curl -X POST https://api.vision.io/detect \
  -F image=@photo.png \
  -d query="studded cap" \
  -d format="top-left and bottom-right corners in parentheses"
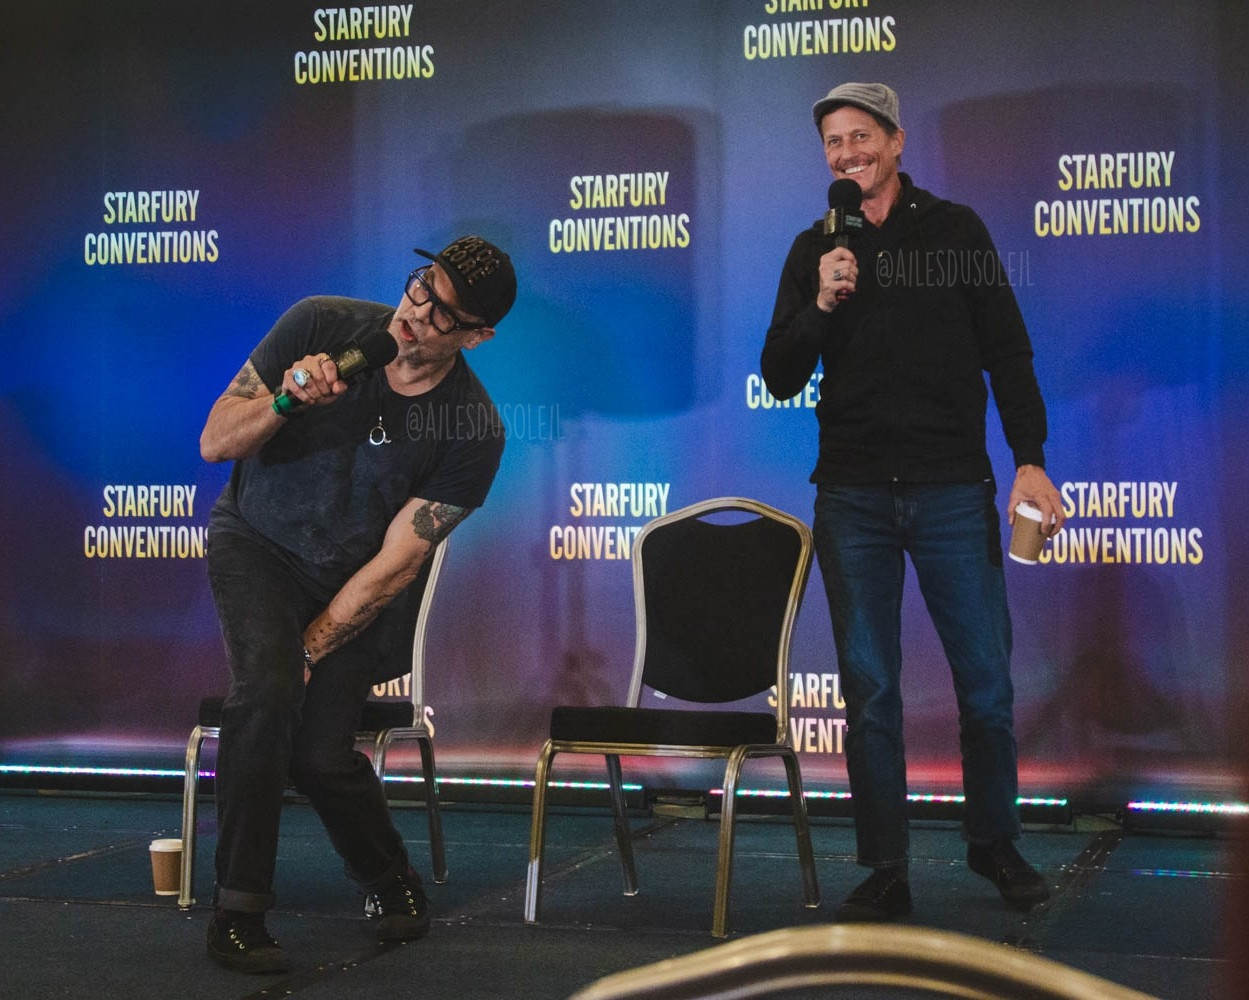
top-left (413, 234), bottom-right (517, 326)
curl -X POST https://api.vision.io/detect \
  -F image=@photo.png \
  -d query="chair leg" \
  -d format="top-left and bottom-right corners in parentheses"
top-left (179, 726), bottom-right (209, 909)
top-left (374, 729), bottom-right (448, 884)
top-left (415, 733), bottom-right (448, 883)
top-left (712, 746), bottom-right (750, 938)
top-left (371, 730), bottom-right (391, 780)
top-left (605, 754), bottom-right (638, 897)
top-left (781, 749), bottom-right (820, 908)
top-left (523, 740), bottom-right (557, 923)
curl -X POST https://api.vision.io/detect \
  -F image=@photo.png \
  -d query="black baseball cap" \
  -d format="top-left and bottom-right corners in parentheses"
top-left (413, 235), bottom-right (517, 326)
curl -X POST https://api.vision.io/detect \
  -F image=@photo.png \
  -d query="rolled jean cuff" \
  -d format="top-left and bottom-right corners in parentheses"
top-left (214, 886), bottom-right (277, 913)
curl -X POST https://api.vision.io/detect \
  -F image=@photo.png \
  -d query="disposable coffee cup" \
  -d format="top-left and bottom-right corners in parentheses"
top-left (1009, 502), bottom-right (1047, 564)
top-left (149, 838), bottom-right (182, 896)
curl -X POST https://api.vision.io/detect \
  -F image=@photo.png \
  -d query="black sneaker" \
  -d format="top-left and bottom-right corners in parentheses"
top-left (364, 867), bottom-right (431, 942)
top-left (835, 866), bottom-right (912, 922)
top-left (967, 838), bottom-right (1051, 909)
top-left (206, 908), bottom-right (289, 974)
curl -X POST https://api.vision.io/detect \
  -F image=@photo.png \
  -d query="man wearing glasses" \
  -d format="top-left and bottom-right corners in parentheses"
top-left (199, 235), bottom-right (516, 973)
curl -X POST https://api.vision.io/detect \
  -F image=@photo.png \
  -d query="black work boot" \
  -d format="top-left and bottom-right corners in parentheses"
top-left (835, 865), bottom-right (913, 922)
top-left (206, 908), bottom-right (289, 974)
top-left (967, 838), bottom-right (1051, 909)
top-left (364, 867), bottom-right (431, 942)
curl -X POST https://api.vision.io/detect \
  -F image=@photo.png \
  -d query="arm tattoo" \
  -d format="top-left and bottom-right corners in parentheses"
top-left (224, 360), bottom-right (265, 400)
top-left (307, 614), bottom-right (362, 657)
top-left (410, 501), bottom-right (470, 544)
top-left (305, 504), bottom-right (471, 662)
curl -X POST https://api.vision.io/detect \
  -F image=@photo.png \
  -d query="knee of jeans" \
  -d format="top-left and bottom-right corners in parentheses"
top-left (957, 688), bottom-right (1015, 735)
top-left (846, 693), bottom-right (904, 739)
top-left (222, 673), bottom-right (302, 731)
top-left (288, 751), bottom-right (330, 798)
top-left (288, 739), bottom-right (361, 795)
top-left (843, 672), bottom-right (902, 723)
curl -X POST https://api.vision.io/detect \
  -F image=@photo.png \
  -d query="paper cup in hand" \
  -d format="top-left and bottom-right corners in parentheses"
top-left (149, 838), bottom-right (182, 896)
top-left (1009, 502), bottom-right (1047, 564)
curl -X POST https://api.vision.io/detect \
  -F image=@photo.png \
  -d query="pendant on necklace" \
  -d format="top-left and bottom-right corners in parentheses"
top-left (368, 414), bottom-right (391, 446)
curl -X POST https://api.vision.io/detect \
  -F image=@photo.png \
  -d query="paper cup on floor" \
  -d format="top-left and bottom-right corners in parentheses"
top-left (1009, 502), bottom-right (1047, 564)
top-left (149, 838), bottom-right (182, 896)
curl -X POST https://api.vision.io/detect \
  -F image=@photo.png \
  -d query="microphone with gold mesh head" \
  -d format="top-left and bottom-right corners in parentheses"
top-left (271, 331), bottom-right (398, 415)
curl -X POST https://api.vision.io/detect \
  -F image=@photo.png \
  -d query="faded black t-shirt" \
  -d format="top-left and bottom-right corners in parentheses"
top-left (208, 296), bottom-right (503, 591)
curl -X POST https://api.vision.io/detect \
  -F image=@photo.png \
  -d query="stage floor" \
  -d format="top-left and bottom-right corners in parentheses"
top-left (0, 789), bottom-right (1241, 999)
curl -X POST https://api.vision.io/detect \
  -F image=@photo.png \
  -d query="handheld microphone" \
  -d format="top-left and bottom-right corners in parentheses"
top-left (271, 330), bottom-right (399, 416)
top-left (823, 179), bottom-right (864, 247)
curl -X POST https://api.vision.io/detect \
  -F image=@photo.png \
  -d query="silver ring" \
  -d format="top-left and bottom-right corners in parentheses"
top-left (292, 367), bottom-right (311, 388)
top-left (833, 269), bottom-right (843, 281)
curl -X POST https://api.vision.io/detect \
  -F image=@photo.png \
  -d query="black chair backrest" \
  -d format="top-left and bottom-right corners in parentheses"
top-left (639, 513), bottom-right (802, 704)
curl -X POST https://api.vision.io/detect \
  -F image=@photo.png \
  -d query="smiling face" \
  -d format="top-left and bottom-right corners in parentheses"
top-left (819, 104), bottom-right (905, 213)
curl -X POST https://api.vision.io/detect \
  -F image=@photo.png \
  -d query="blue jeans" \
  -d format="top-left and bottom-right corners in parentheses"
top-left (206, 527), bottom-right (412, 912)
top-left (812, 483), bottom-right (1020, 868)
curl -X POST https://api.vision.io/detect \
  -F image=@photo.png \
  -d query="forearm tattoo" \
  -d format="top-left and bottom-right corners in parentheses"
top-left (307, 613), bottom-right (363, 658)
top-left (224, 361), bottom-right (265, 399)
top-left (304, 503), bottom-right (471, 664)
top-left (411, 501), bottom-right (470, 544)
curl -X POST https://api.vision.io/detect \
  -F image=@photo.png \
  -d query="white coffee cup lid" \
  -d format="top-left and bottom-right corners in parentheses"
top-left (1014, 501), bottom-right (1043, 522)
top-left (150, 838), bottom-right (182, 851)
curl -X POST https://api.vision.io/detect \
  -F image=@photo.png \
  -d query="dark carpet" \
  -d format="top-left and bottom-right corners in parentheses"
top-left (0, 789), bottom-right (1240, 999)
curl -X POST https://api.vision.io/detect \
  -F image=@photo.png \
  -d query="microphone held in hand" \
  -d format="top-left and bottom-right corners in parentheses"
top-left (271, 331), bottom-right (398, 415)
top-left (824, 179), bottom-right (865, 247)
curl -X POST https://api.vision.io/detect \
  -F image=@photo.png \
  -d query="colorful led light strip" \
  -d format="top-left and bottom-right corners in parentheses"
top-left (0, 764), bottom-right (185, 779)
top-left (1127, 800), bottom-right (1249, 816)
top-left (710, 788), bottom-right (1071, 808)
top-left (386, 775), bottom-right (645, 793)
top-left (0, 765), bottom-right (643, 794)
top-left (2, 766), bottom-right (1242, 816)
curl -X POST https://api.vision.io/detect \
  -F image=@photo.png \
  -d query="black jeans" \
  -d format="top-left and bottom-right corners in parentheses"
top-left (206, 528), bottom-right (410, 913)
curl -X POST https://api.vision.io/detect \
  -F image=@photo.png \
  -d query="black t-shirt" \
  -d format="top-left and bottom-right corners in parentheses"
top-left (209, 296), bottom-right (503, 590)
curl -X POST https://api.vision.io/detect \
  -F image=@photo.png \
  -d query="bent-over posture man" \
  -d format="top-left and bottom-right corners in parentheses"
top-left (200, 235), bottom-right (516, 971)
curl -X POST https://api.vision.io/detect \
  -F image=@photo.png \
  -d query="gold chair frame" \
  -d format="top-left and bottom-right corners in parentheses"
top-left (524, 497), bottom-right (820, 937)
top-left (567, 923), bottom-right (1161, 1000)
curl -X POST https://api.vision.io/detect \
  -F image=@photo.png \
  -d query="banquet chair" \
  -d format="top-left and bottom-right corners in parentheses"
top-left (524, 497), bottom-right (820, 938)
top-left (566, 924), bottom-right (1161, 1000)
top-left (178, 540), bottom-right (449, 909)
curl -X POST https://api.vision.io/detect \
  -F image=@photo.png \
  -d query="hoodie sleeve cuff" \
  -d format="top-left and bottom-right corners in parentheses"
top-left (1012, 447), bottom-right (1046, 471)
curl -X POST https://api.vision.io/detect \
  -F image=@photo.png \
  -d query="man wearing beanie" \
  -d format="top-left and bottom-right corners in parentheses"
top-left (199, 235), bottom-right (516, 971)
top-left (762, 84), bottom-right (1065, 921)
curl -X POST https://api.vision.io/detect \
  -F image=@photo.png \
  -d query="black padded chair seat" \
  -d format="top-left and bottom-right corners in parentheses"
top-left (551, 706), bottom-right (777, 748)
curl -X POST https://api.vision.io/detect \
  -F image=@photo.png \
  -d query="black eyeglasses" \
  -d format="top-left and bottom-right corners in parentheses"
top-left (404, 265), bottom-right (488, 336)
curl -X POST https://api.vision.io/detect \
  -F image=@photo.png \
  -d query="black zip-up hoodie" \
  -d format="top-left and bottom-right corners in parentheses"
top-left (761, 174), bottom-right (1047, 486)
